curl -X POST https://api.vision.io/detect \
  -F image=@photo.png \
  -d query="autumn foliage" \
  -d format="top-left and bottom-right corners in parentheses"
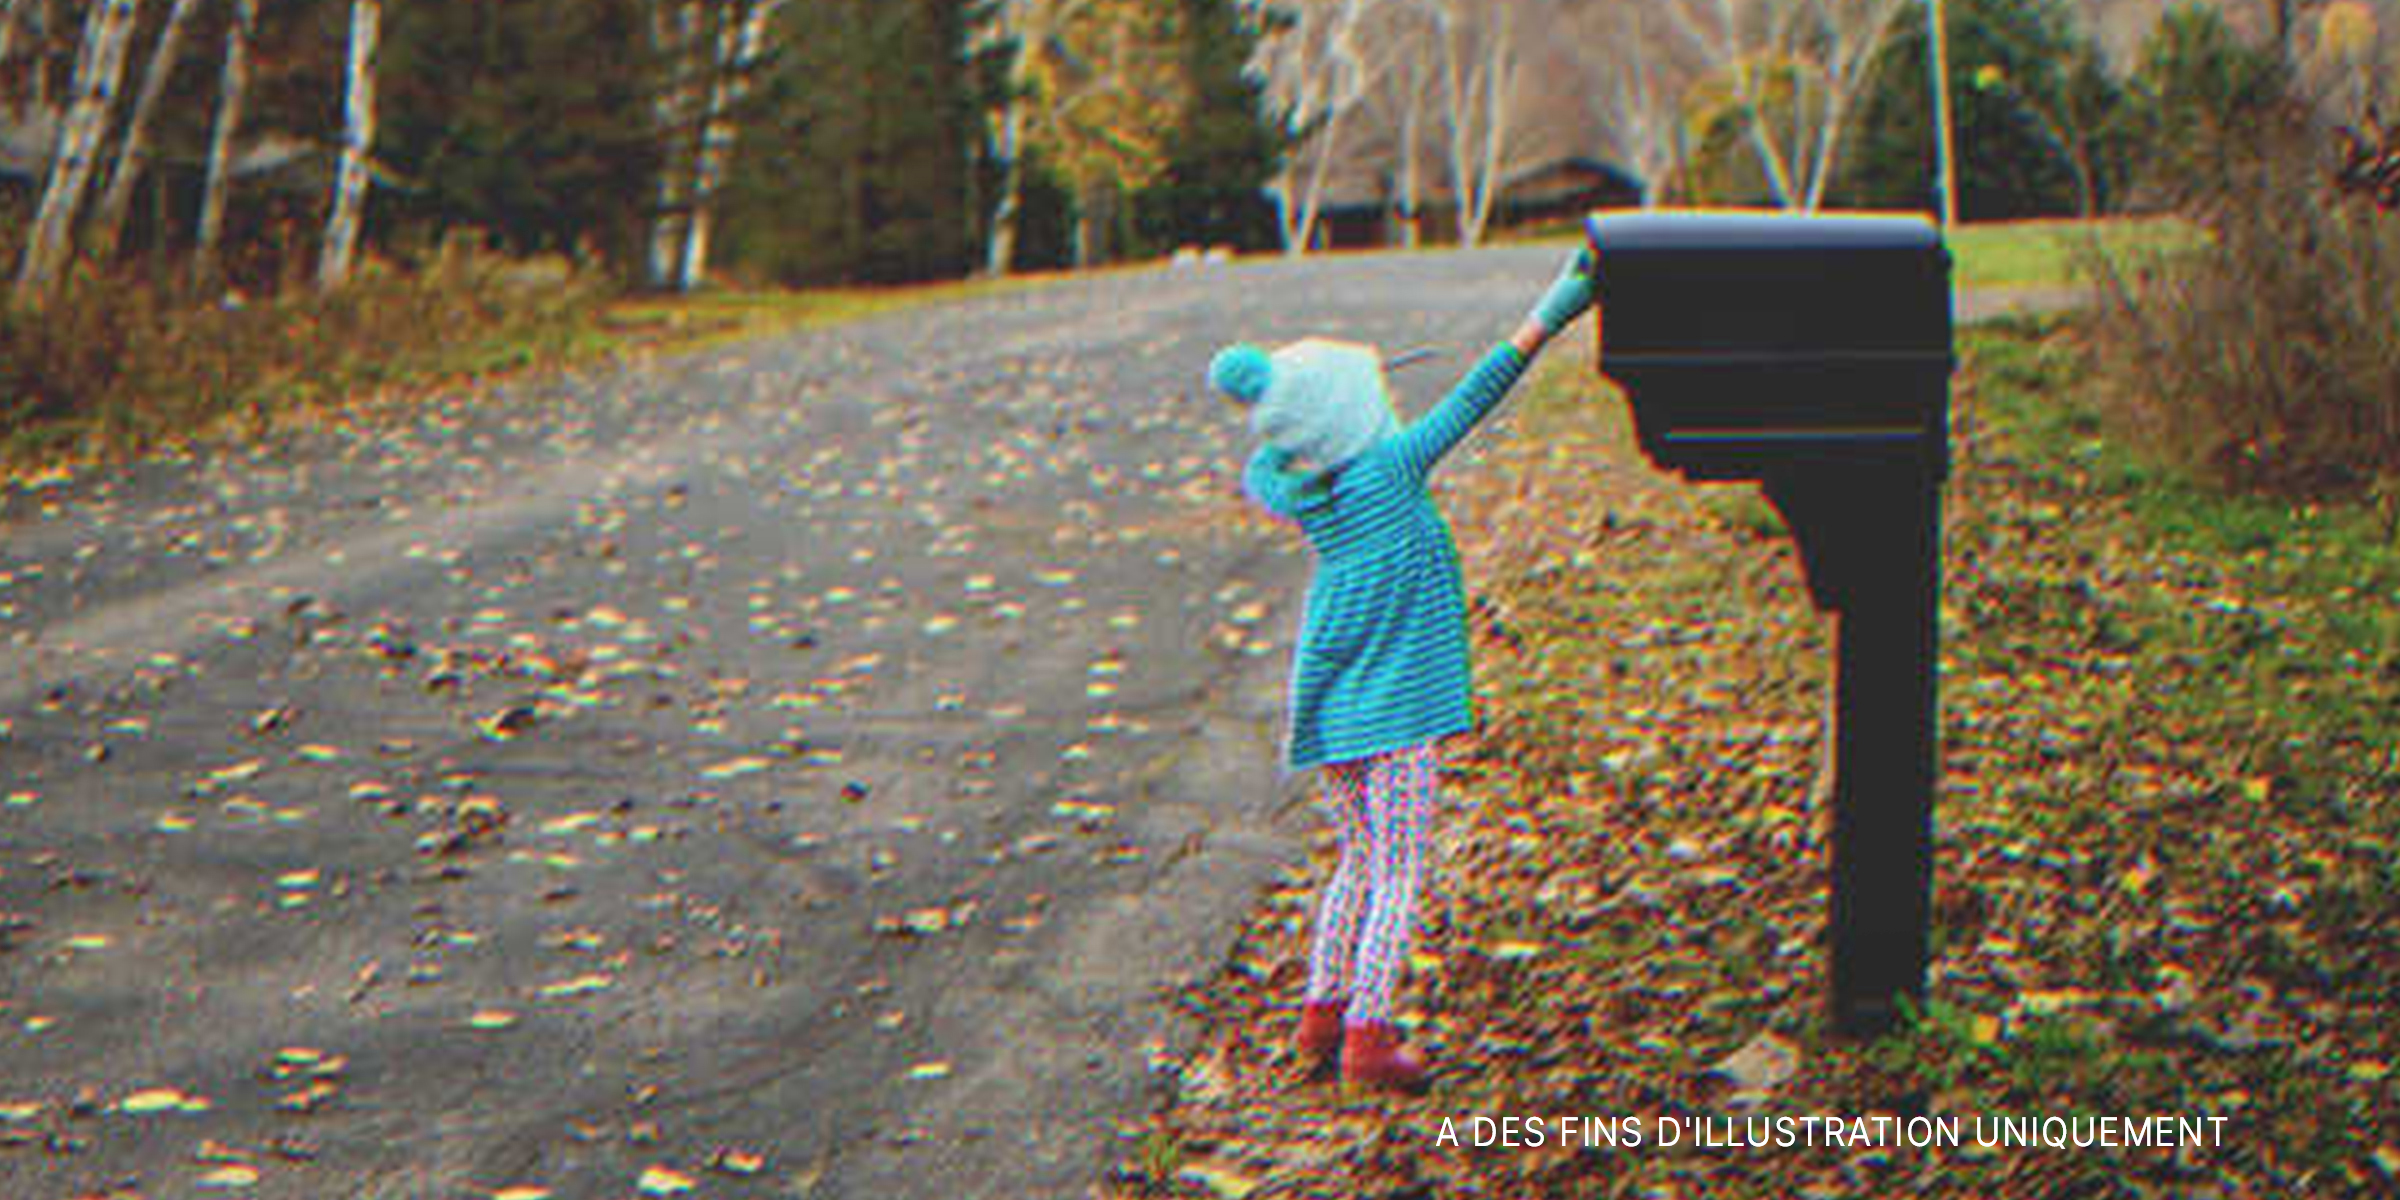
top-left (1109, 329), bottom-right (2399, 1199)
top-left (0, 242), bottom-right (600, 468)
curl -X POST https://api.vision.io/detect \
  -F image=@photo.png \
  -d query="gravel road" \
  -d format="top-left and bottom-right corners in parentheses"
top-left (0, 244), bottom-right (1596, 1199)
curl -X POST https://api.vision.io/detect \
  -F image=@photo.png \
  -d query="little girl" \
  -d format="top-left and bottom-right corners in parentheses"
top-left (1207, 247), bottom-right (1595, 1091)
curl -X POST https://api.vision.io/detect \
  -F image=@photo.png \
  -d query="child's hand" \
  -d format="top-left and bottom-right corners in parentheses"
top-left (1527, 245), bottom-right (1597, 338)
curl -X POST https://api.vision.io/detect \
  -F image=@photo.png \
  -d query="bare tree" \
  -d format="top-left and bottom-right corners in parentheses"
top-left (89, 0), bottom-right (205, 260)
top-left (1430, 0), bottom-right (1523, 246)
top-left (1247, 0), bottom-right (1383, 255)
top-left (15, 0), bottom-right (144, 304)
top-left (676, 0), bottom-right (779, 290)
top-left (1355, 0), bottom-right (1441, 244)
top-left (1672, 0), bottom-right (1910, 211)
top-left (318, 0), bottom-right (380, 288)
top-left (1571, 0), bottom-right (1695, 207)
top-left (641, 0), bottom-right (779, 292)
top-left (194, 0), bottom-right (254, 282)
top-left (647, 0), bottom-right (704, 289)
top-left (978, 0), bottom-right (1029, 275)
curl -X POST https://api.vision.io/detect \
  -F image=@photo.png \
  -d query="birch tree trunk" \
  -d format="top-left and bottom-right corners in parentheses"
top-left (983, 0), bottom-right (1085, 278)
top-left (673, 0), bottom-right (742, 291)
top-left (1356, 0), bottom-right (1438, 247)
top-left (1254, 0), bottom-right (1376, 256)
top-left (1796, 0), bottom-right (1906, 212)
top-left (0, 0), bottom-right (27, 74)
top-left (195, 0), bottom-right (255, 282)
top-left (318, 0), bottom-right (380, 289)
top-left (1434, 0), bottom-right (1515, 248)
top-left (982, 3), bottom-right (1045, 279)
top-left (983, 89), bottom-right (1027, 275)
top-left (1286, 98), bottom-right (1347, 253)
top-left (29, 0), bottom-right (56, 109)
top-left (675, 0), bottom-right (778, 292)
top-left (647, 0), bottom-right (702, 290)
top-left (1674, 0), bottom-right (1794, 206)
top-left (1672, 0), bottom-right (1903, 212)
top-left (1463, 1), bottom-right (1510, 244)
top-left (90, 0), bottom-right (205, 261)
top-left (14, 0), bottom-right (144, 305)
top-left (1584, 2), bottom-right (1690, 208)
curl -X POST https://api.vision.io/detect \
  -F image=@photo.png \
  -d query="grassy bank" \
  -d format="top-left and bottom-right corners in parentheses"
top-left (0, 257), bottom-right (1022, 486)
top-left (1111, 320), bottom-right (2397, 1199)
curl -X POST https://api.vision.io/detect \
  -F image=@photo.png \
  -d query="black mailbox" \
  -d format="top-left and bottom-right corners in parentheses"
top-left (1586, 209), bottom-right (1954, 1037)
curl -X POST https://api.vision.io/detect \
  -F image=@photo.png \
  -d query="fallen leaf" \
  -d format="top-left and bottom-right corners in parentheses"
top-left (120, 1087), bottom-right (209, 1115)
top-left (479, 706), bottom-right (540, 741)
top-left (1177, 1162), bottom-right (1260, 1199)
top-left (708, 1147), bottom-right (766, 1176)
top-left (1709, 1031), bottom-right (1799, 1095)
top-left (636, 1165), bottom-right (695, 1195)
top-left (537, 973), bottom-right (613, 999)
top-left (196, 1164), bottom-right (260, 1189)
top-left (701, 756), bottom-right (770, 781)
top-left (277, 1081), bottom-right (338, 1113)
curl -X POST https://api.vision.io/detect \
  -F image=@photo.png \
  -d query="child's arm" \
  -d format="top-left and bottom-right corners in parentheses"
top-left (1387, 248), bottom-right (1595, 483)
top-left (1384, 343), bottom-right (1532, 483)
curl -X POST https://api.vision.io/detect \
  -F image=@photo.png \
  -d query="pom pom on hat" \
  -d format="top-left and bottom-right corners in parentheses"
top-left (1209, 342), bottom-right (1273, 405)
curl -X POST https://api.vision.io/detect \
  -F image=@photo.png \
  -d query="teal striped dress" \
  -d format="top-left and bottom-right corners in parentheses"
top-left (1244, 343), bottom-right (1530, 771)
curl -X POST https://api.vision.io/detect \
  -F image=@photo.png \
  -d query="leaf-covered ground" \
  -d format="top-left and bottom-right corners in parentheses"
top-left (1106, 321), bottom-right (2400, 1199)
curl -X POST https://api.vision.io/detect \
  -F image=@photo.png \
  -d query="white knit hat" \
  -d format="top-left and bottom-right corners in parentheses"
top-left (1235, 338), bottom-right (1398, 470)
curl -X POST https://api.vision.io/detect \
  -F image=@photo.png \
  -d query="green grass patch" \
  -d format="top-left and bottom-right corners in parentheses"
top-left (1963, 321), bottom-right (2400, 785)
top-left (1505, 212), bottom-right (2200, 292)
top-left (1946, 216), bottom-right (2203, 290)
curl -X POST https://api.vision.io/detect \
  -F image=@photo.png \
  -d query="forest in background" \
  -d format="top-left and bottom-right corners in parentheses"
top-left (4, 0), bottom-right (2398, 478)
top-left (4, 0), bottom-right (2392, 296)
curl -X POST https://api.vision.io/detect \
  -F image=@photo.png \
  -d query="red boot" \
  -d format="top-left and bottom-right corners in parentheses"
top-left (1297, 999), bottom-right (1346, 1062)
top-left (1341, 1020), bottom-right (1427, 1093)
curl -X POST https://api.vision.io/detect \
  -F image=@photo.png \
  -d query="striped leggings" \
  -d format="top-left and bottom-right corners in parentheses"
top-left (1304, 743), bottom-right (1437, 1024)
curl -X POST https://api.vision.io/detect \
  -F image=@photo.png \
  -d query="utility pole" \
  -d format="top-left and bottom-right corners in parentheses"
top-left (1927, 0), bottom-right (1957, 229)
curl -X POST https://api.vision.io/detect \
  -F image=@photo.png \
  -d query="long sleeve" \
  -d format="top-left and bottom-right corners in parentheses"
top-left (1385, 342), bottom-right (1530, 484)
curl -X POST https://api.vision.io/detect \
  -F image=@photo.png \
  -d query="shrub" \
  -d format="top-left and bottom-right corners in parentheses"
top-left (2085, 115), bottom-right (2400, 497)
top-left (0, 237), bottom-right (603, 467)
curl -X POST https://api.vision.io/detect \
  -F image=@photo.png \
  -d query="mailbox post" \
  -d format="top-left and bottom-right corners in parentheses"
top-left (1585, 210), bottom-right (1952, 1037)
